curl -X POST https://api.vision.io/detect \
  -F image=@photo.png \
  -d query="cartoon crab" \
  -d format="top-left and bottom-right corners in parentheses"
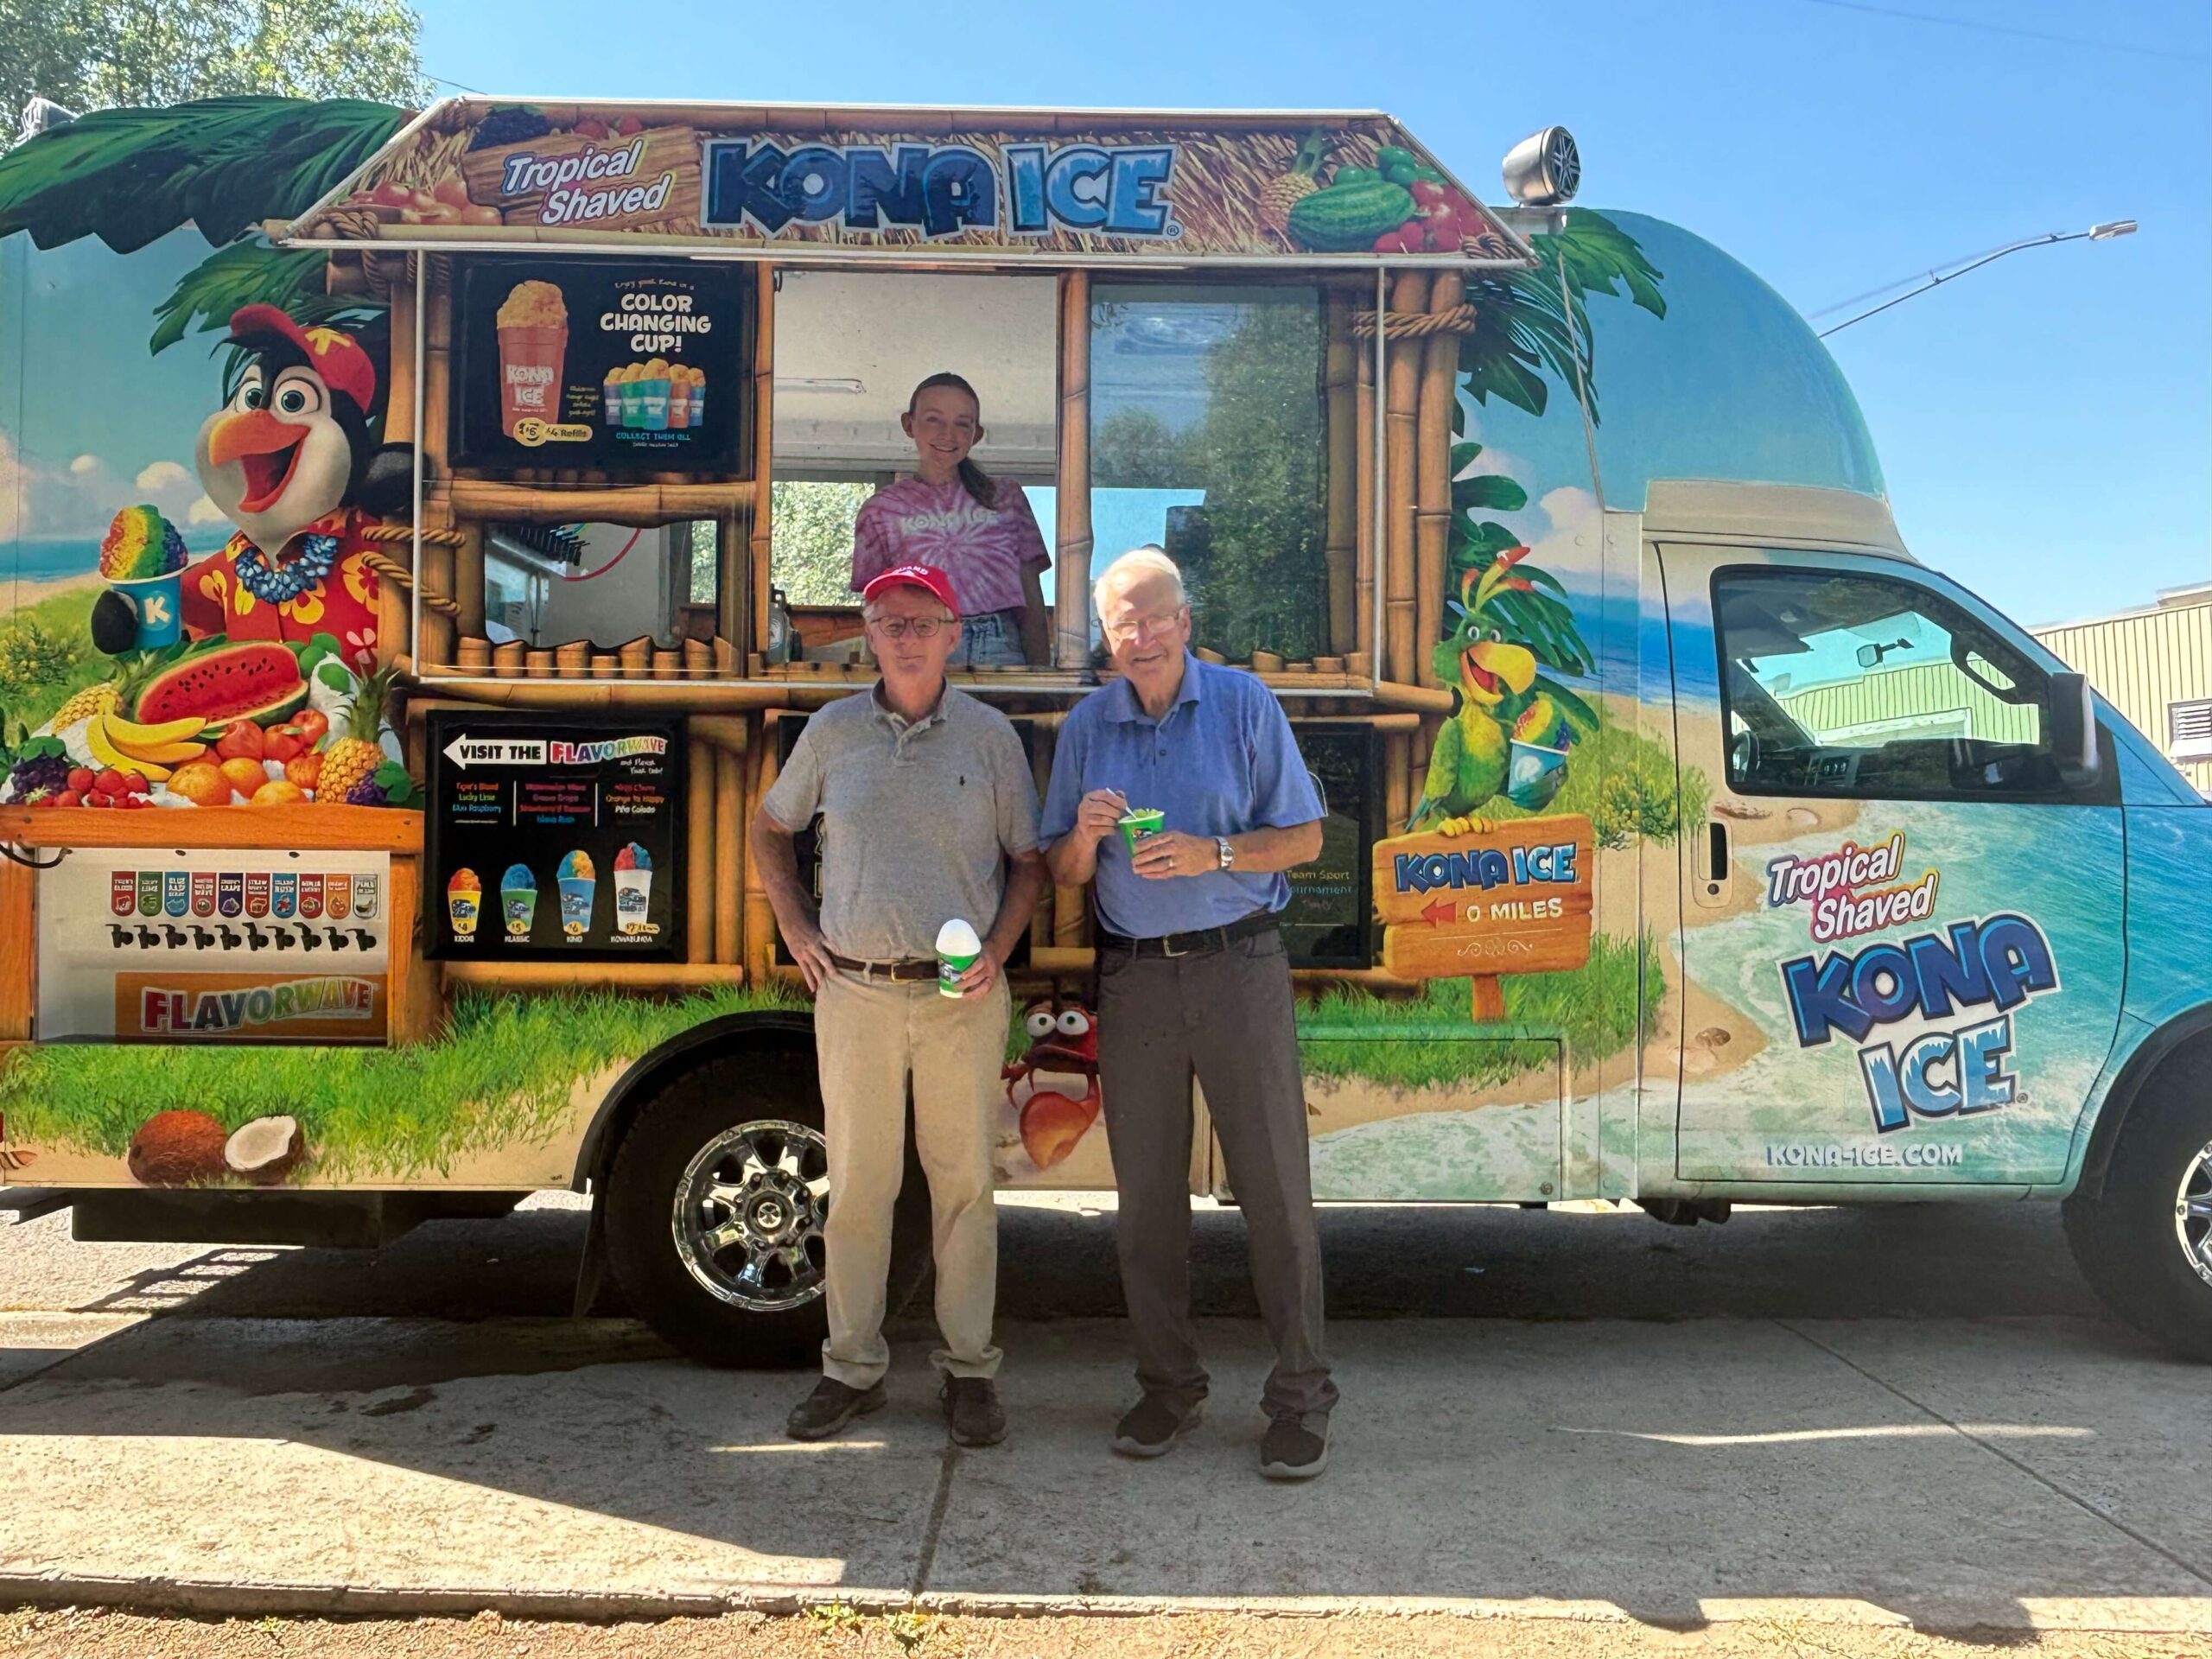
top-left (1003, 996), bottom-right (1102, 1171)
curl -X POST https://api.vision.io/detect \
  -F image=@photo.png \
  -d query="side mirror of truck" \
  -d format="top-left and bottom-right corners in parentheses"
top-left (2047, 671), bottom-right (2101, 789)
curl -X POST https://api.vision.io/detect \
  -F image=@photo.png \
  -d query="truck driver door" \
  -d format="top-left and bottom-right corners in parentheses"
top-left (1661, 544), bottom-right (2123, 1186)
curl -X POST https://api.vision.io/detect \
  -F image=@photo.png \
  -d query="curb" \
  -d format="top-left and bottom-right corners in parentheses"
top-left (3, 1575), bottom-right (2210, 1634)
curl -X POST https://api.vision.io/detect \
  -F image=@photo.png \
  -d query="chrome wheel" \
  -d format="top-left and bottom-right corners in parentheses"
top-left (2177, 1138), bottom-right (2212, 1288)
top-left (672, 1119), bottom-right (830, 1312)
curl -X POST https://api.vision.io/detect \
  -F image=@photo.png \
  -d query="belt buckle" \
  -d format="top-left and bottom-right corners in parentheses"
top-left (1160, 933), bottom-right (1187, 959)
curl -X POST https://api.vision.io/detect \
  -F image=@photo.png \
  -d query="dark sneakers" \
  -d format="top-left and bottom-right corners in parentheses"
top-left (785, 1376), bottom-right (887, 1441)
top-left (1259, 1411), bottom-right (1331, 1480)
top-left (941, 1376), bottom-right (1007, 1446)
top-left (1109, 1394), bottom-right (1205, 1458)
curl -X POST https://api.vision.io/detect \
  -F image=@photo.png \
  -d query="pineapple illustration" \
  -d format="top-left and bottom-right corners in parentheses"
top-left (318, 663), bottom-right (399, 804)
top-left (1259, 128), bottom-right (1333, 240)
top-left (52, 652), bottom-right (156, 728)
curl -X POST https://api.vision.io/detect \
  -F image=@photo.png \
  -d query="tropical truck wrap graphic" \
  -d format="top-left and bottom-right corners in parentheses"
top-left (0, 95), bottom-right (2205, 1366)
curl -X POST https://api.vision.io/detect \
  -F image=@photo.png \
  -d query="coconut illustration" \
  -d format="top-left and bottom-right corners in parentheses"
top-left (125, 1109), bottom-right (230, 1186)
top-left (223, 1116), bottom-right (306, 1185)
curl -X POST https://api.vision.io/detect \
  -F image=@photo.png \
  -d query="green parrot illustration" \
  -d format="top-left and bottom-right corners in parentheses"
top-left (1408, 548), bottom-right (1591, 836)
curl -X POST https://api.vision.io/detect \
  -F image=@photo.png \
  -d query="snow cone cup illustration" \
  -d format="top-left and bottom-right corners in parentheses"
top-left (639, 358), bottom-right (671, 430)
top-left (99, 505), bottom-right (188, 649)
top-left (500, 862), bottom-right (537, 939)
top-left (666, 365), bottom-right (691, 429)
top-left (1505, 696), bottom-right (1573, 810)
top-left (1505, 741), bottom-right (1570, 810)
top-left (446, 868), bottom-right (481, 942)
top-left (613, 842), bottom-right (652, 934)
top-left (495, 280), bottom-right (568, 438)
top-left (937, 917), bottom-right (982, 999)
top-left (1116, 807), bottom-right (1165, 855)
top-left (558, 849), bottom-right (595, 939)
top-left (688, 371), bottom-right (705, 426)
top-left (601, 367), bottom-right (622, 425)
top-left (619, 366), bottom-right (645, 428)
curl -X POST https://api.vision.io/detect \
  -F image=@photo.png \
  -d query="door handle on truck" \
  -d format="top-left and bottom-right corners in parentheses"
top-left (1694, 820), bottom-right (1731, 909)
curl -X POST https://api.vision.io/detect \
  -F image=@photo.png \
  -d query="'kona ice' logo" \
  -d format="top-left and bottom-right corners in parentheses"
top-left (1779, 912), bottom-right (2060, 1135)
top-left (703, 140), bottom-right (1177, 240)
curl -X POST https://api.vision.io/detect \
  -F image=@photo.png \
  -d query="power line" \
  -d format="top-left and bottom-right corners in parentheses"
top-left (1792, 0), bottom-right (2209, 62)
top-left (424, 71), bottom-right (487, 96)
top-left (1807, 237), bottom-right (2025, 319)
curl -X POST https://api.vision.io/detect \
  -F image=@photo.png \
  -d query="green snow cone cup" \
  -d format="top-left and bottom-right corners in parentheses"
top-left (1116, 808), bottom-right (1165, 855)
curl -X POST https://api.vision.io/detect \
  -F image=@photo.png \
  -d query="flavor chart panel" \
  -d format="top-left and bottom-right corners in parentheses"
top-left (425, 711), bottom-right (685, 962)
top-left (36, 849), bottom-right (392, 1044)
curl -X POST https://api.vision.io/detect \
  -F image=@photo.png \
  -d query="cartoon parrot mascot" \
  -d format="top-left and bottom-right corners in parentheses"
top-left (158, 305), bottom-right (411, 669)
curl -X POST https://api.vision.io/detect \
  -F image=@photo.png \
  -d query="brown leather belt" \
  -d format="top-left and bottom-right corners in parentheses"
top-left (1096, 911), bottom-right (1279, 960)
top-left (826, 951), bottom-right (940, 982)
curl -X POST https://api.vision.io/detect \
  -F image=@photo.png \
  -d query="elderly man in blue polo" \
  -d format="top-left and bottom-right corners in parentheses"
top-left (1041, 545), bottom-right (1336, 1481)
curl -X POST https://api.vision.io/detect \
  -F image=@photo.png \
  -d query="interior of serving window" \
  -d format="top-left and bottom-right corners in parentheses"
top-left (754, 264), bottom-right (1376, 683)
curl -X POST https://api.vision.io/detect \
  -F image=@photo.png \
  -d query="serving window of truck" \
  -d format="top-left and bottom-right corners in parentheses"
top-left (3, 97), bottom-right (2208, 1371)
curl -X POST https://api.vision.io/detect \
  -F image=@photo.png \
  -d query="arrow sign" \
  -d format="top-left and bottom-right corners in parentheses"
top-left (1421, 899), bottom-right (1455, 927)
top-left (442, 735), bottom-right (548, 771)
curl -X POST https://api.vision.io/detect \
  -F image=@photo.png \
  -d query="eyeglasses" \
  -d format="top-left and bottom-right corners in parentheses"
top-left (868, 615), bottom-right (950, 639)
top-left (1101, 607), bottom-right (1187, 645)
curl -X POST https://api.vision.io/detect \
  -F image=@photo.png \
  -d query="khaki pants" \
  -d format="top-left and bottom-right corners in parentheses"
top-left (814, 966), bottom-right (1008, 1387)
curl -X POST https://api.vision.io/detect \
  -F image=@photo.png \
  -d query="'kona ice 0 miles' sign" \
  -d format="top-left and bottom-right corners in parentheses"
top-left (1370, 815), bottom-right (1595, 1020)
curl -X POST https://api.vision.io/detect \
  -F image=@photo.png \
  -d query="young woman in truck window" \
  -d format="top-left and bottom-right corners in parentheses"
top-left (849, 372), bottom-right (1051, 667)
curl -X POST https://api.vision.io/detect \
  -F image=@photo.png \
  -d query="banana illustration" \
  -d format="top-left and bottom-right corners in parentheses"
top-left (86, 713), bottom-right (174, 782)
top-left (103, 714), bottom-right (207, 747)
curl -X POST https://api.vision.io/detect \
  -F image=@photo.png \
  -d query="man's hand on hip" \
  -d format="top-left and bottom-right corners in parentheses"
top-left (1133, 830), bottom-right (1218, 880)
top-left (783, 915), bottom-right (836, 993)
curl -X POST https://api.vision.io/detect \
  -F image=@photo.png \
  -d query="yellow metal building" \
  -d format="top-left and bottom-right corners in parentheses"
top-left (2033, 582), bottom-right (2212, 797)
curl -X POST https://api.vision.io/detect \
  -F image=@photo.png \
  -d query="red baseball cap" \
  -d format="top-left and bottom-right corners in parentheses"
top-left (861, 563), bottom-right (960, 616)
top-left (226, 303), bottom-right (378, 414)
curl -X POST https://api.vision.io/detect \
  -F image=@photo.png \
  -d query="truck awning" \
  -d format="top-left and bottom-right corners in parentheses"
top-left (281, 98), bottom-right (1535, 270)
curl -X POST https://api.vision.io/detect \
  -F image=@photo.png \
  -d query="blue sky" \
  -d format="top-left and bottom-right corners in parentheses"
top-left (416, 0), bottom-right (2210, 628)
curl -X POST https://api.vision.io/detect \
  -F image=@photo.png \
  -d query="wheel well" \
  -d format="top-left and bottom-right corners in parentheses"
top-left (2075, 1010), bottom-right (2212, 1198)
top-left (569, 1010), bottom-right (819, 1193)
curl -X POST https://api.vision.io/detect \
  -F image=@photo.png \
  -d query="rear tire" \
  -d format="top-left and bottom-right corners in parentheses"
top-left (2063, 1064), bottom-right (2212, 1362)
top-left (603, 1048), bottom-right (931, 1368)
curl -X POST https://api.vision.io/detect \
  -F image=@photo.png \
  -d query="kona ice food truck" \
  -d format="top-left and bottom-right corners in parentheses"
top-left (0, 96), bottom-right (2205, 1366)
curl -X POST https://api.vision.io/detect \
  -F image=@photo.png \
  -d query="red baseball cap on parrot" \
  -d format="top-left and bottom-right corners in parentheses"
top-left (861, 563), bottom-right (961, 616)
top-left (226, 303), bottom-right (378, 415)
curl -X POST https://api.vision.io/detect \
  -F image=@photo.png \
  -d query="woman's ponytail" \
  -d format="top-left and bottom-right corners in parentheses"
top-left (908, 372), bottom-right (997, 511)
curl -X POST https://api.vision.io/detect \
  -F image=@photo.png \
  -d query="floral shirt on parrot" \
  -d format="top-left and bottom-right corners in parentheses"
top-left (181, 505), bottom-right (383, 670)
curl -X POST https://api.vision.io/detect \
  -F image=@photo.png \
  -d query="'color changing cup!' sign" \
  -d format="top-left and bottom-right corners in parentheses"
top-left (496, 280), bottom-right (568, 437)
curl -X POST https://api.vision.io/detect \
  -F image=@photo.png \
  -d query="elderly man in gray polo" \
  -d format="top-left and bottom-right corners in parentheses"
top-left (752, 562), bottom-right (1045, 1449)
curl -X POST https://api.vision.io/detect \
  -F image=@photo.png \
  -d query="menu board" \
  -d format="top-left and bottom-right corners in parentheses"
top-left (450, 255), bottom-right (747, 474)
top-left (1281, 723), bottom-right (1377, 969)
top-left (425, 711), bottom-right (685, 962)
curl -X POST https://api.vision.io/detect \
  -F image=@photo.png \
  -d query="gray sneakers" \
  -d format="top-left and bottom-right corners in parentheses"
top-left (941, 1376), bottom-right (1007, 1446)
top-left (1109, 1394), bottom-right (1205, 1458)
top-left (1259, 1411), bottom-right (1331, 1480)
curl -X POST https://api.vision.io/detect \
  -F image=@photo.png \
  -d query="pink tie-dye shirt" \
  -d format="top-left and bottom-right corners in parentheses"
top-left (850, 475), bottom-right (1049, 617)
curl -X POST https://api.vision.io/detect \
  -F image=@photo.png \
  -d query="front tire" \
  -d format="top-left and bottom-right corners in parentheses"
top-left (603, 1049), bottom-right (931, 1368)
top-left (2063, 1065), bottom-right (2212, 1362)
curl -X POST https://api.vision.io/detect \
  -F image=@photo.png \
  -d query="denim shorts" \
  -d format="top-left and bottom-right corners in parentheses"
top-left (949, 608), bottom-right (1028, 667)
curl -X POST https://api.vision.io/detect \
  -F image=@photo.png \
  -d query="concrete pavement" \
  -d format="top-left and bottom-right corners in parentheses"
top-left (0, 1197), bottom-right (2205, 1633)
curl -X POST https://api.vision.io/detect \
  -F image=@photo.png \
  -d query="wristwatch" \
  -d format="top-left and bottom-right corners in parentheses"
top-left (1215, 835), bottom-right (1235, 871)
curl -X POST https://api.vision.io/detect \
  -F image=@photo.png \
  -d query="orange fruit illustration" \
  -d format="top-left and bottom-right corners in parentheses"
top-left (166, 760), bottom-right (232, 808)
top-left (250, 779), bottom-right (307, 807)
top-left (219, 757), bottom-right (270, 799)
